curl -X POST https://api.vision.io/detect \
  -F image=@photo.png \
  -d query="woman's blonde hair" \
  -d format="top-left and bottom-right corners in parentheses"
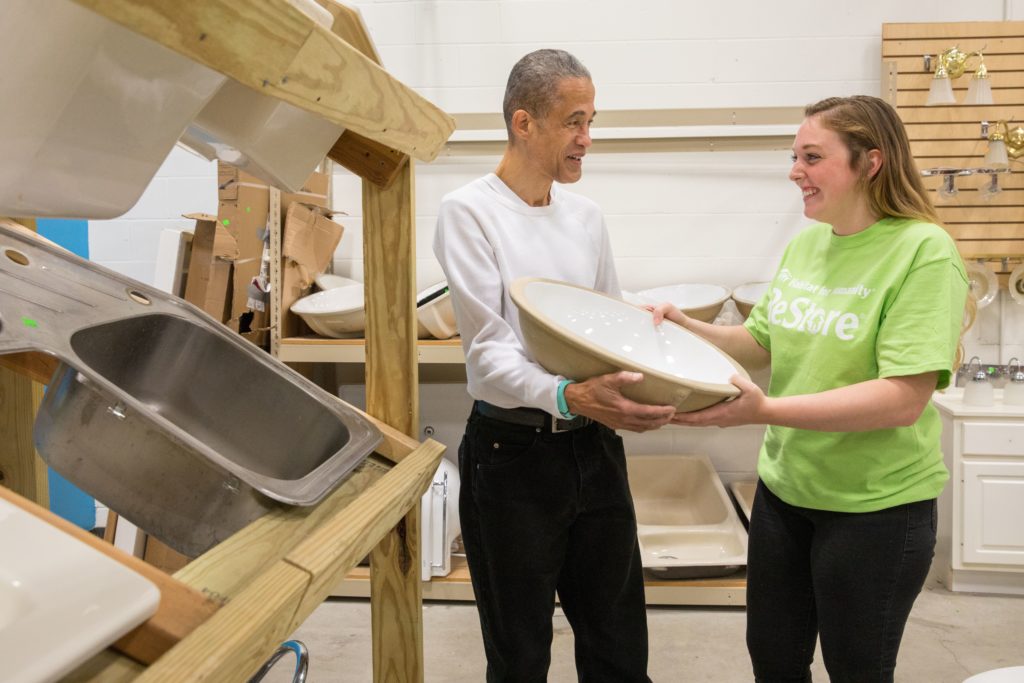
top-left (806, 95), bottom-right (974, 367)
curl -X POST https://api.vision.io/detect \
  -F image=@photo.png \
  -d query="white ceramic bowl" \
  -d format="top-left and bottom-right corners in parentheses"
top-left (511, 278), bottom-right (748, 412)
top-left (177, 0), bottom-right (343, 191)
top-left (416, 282), bottom-right (458, 340)
top-left (731, 281), bottom-right (771, 319)
top-left (290, 283), bottom-right (365, 337)
top-left (637, 283), bottom-right (731, 322)
top-left (314, 273), bottom-right (361, 291)
top-left (0, 0), bottom-right (226, 218)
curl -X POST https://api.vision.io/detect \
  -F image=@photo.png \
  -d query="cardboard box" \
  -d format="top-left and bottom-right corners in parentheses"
top-left (182, 213), bottom-right (237, 323)
top-left (280, 202), bottom-right (344, 339)
top-left (216, 163), bottom-right (329, 346)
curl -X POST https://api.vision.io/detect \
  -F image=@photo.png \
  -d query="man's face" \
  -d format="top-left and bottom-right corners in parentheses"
top-left (526, 77), bottom-right (596, 185)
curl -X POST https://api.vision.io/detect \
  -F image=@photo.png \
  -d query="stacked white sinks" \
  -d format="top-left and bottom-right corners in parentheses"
top-left (0, 498), bottom-right (160, 683)
top-left (0, 0), bottom-right (226, 218)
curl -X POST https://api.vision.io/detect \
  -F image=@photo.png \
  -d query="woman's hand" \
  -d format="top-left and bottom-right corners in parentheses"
top-left (671, 374), bottom-right (767, 428)
top-left (645, 302), bottom-right (688, 328)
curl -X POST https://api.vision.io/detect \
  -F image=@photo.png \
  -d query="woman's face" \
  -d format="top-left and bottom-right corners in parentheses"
top-left (788, 115), bottom-right (869, 230)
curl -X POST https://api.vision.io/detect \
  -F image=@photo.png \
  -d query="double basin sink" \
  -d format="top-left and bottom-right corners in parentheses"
top-left (0, 223), bottom-right (381, 556)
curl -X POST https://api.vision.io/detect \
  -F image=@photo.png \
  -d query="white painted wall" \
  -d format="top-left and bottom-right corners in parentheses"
top-left (88, 1), bottom-right (1024, 476)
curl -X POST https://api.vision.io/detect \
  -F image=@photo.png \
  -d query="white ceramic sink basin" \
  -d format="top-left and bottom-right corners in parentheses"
top-left (627, 454), bottom-right (748, 579)
top-left (291, 282), bottom-right (366, 337)
top-left (732, 282), bottom-right (771, 319)
top-left (511, 278), bottom-right (748, 411)
top-left (637, 283), bottom-right (731, 322)
top-left (0, 498), bottom-right (160, 683)
top-left (0, 0), bottom-right (226, 218)
top-left (177, 0), bottom-right (344, 191)
top-left (416, 281), bottom-right (458, 340)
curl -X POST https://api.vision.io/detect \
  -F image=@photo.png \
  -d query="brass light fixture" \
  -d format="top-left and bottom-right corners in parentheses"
top-left (925, 47), bottom-right (994, 106)
top-left (984, 121), bottom-right (1024, 167)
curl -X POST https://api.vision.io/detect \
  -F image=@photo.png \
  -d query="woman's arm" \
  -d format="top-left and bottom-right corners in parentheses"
top-left (672, 372), bottom-right (938, 431)
top-left (650, 303), bottom-right (770, 370)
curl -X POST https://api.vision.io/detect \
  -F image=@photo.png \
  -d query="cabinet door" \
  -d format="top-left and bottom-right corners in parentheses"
top-left (962, 460), bottom-right (1024, 566)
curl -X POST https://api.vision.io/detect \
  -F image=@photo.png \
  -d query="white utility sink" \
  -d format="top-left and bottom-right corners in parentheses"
top-left (0, 498), bottom-right (160, 683)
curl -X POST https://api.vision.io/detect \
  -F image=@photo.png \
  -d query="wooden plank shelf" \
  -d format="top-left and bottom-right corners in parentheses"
top-left (280, 337), bottom-right (465, 364)
top-left (333, 557), bottom-right (747, 607)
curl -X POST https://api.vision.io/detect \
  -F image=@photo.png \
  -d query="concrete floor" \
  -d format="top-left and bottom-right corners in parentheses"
top-left (260, 576), bottom-right (1023, 682)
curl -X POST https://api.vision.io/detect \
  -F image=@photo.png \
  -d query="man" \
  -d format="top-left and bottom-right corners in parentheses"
top-left (433, 49), bottom-right (675, 682)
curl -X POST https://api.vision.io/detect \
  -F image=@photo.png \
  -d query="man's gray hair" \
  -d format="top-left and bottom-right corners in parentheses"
top-left (502, 49), bottom-right (591, 137)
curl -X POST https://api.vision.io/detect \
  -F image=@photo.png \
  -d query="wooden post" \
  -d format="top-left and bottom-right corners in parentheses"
top-left (363, 160), bottom-right (423, 682)
top-left (0, 367), bottom-right (48, 505)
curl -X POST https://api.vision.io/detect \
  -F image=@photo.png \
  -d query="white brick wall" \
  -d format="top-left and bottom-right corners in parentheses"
top-left (87, 0), bottom-right (1024, 471)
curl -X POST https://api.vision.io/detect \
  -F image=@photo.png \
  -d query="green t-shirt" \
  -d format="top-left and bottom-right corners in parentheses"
top-left (744, 217), bottom-right (968, 512)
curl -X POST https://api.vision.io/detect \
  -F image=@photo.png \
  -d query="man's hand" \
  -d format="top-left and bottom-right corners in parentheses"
top-left (564, 371), bottom-right (676, 433)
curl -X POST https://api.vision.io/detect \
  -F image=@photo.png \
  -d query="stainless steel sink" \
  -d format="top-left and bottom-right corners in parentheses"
top-left (0, 223), bottom-right (381, 556)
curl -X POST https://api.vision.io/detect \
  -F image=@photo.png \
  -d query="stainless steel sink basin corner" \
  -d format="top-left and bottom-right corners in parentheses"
top-left (0, 223), bottom-right (382, 556)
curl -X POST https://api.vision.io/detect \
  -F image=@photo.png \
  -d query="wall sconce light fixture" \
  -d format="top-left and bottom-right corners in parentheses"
top-left (925, 47), bottom-right (994, 106)
top-left (983, 121), bottom-right (1024, 168)
top-left (921, 167), bottom-right (975, 199)
top-left (921, 165), bottom-right (1011, 203)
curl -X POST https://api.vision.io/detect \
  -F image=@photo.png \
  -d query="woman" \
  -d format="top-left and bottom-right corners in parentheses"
top-left (652, 96), bottom-right (968, 682)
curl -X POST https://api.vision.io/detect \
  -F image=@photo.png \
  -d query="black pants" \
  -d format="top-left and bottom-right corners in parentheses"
top-left (458, 408), bottom-right (651, 682)
top-left (746, 481), bottom-right (937, 683)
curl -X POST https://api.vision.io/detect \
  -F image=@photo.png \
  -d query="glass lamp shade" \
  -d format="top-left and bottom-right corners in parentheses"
top-left (937, 174), bottom-right (959, 200)
top-left (985, 139), bottom-right (1010, 169)
top-left (979, 173), bottom-right (1002, 202)
top-left (965, 75), bottom-right (994, 105)
top-left (926, 75), bottom-right (956, 105)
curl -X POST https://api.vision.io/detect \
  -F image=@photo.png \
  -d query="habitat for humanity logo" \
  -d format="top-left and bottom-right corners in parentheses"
top-left (767, 269), bottom-right (872, 341)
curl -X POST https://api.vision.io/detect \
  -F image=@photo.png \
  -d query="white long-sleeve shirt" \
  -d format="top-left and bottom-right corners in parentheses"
top-left (433, 173), bottom-right (620, 415)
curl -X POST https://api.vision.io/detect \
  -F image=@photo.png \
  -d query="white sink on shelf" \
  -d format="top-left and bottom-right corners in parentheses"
top-left (0, 498), bottom-right (160, 683)
top-left (0, 0), bottom-right (226, 218)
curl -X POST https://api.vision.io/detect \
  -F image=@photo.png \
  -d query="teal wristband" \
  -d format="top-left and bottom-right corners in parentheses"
top-left (556, 379), bottom-right (577, 419)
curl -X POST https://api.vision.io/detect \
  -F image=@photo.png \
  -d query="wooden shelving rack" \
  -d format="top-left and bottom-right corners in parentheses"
top-left (0, 1), bottom-right (457, 681)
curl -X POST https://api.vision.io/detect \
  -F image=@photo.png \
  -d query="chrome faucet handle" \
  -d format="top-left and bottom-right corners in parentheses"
top-left (1008, 357), bottom-right (1024, 383)
top-left (966, 356), bottom-right (988, 382)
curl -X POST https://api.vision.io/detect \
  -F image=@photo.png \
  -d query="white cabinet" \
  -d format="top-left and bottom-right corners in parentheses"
top-left (933, 391), bottom-right (1024, 595)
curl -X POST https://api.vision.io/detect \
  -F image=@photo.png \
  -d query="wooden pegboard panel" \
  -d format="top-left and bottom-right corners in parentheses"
top-left (882, 21), bottom-right (1024, 274)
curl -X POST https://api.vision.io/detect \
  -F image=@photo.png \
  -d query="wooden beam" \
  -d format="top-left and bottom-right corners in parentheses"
top-left (329, 129), bottom-right (410, 189)
top-left (133, 441), bottom-right (442, 682)
top-left (0, 366), bottom-right (48, 505)
top-left (69, 0), bottom-right (455, 162)
top-left (363, 160), bottom-right (425, 682)
top-left (315, 0), bottom-right (381, 65)
top-left (0, 351), bottom-right (58, 386)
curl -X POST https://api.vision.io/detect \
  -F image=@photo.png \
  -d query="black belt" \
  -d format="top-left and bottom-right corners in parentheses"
top-left (474, 400), bottom-right (593, 433)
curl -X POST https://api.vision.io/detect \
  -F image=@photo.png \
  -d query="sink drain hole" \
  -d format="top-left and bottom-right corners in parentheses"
top-left (5, 249), bottom-right (29, 266)
top-left (127, 289), bottom-right (152, 305)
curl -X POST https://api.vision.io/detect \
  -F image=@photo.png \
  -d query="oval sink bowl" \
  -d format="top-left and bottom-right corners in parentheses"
top-left (315, 273), bottom-right (361, 291)
top-left (731, 281), bottom-right (771, 319)
top-left (638, 283), bottom-right (731, 323)
top-left (511, 278), bottom-right (748, 412)
top-left (416, 281), bottom-right (458, 340)
top-left (291, 283), bottom-right (366, 338)
top-left (0, 0), bottom-right (225, 218)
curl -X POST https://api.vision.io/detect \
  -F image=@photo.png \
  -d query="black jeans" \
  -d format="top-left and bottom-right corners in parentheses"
top-left (746, 481), bottom-right (937, 683)
top-left (458, 408), bottom-right (651, 683)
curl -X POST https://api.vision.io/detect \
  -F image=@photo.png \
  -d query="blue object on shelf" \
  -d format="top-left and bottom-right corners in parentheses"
top-left (36, 218), bottom-right (97, 531)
